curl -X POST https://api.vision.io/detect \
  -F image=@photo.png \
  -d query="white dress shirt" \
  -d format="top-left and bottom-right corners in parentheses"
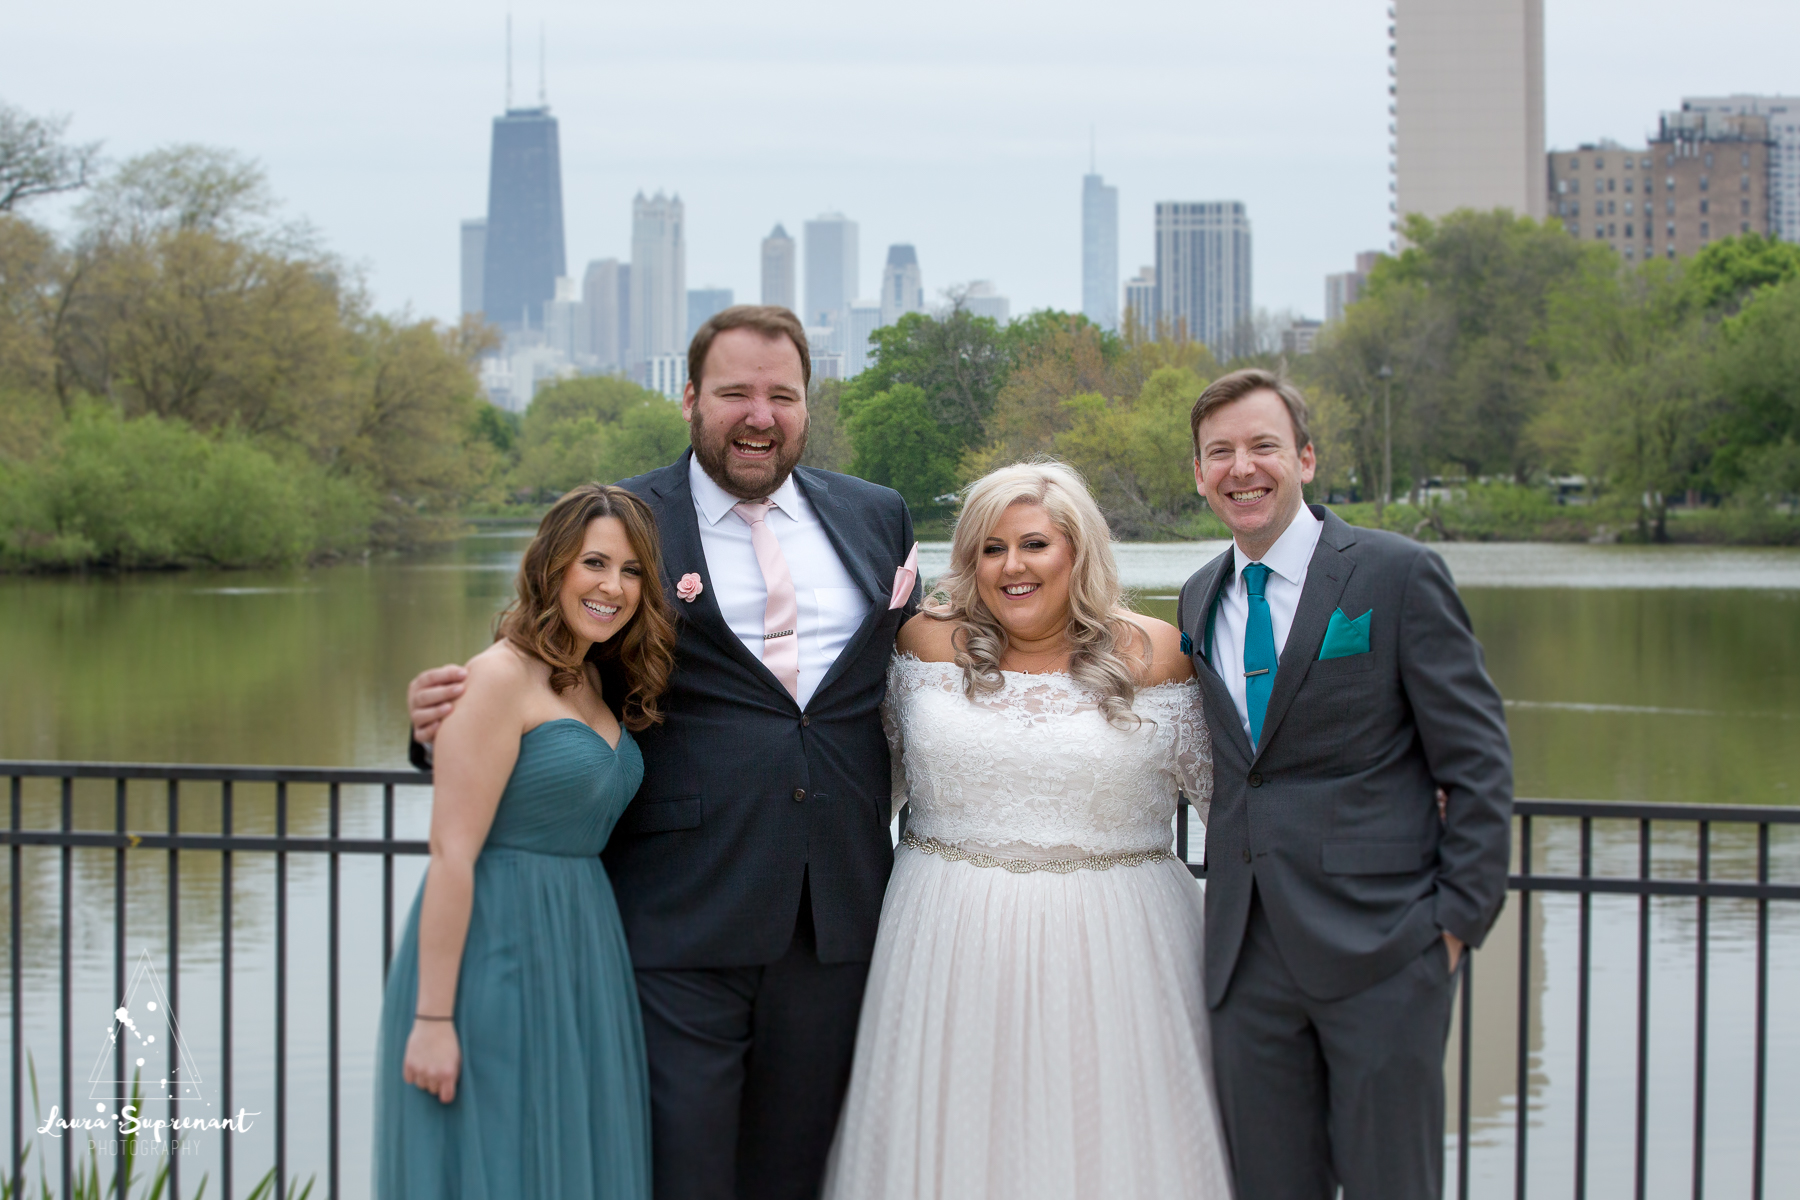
top-left (1208, 504), bottom-right (1324, 741)
top-left (689, 456), bottom-right (871, 708)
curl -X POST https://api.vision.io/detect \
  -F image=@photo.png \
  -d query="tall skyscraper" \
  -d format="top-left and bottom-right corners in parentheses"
top-left (1391, 0), bottom-right (1545, 245)
top-left (1325, 251), bottom-right (1381, 323)
top-left (879, 244), bottom-right (923, 328)
top-left (761, 224), bottom-right (797, 310)
top-left (582, 258), bottom-right (627, 371)
top-left (1681, 95), bottom-right (1799, 242)
top-left (687, 288), bottom-right (735, 339)
top-left (1154, 202), bottom-right (1252, 352)
top-left (1123, 266), bottom-right (1155, 336)
top-left (846, 300), bottom-right (883, 377)
top-left (804, 213), bottom-right (859, 336)
top-left (460, 219), bottom-right (487, 317)
top-left (963, 281), bottom-right (1011, 325)
top-left (482, 106), bottom-right (566, 331)
top-left (1082, 172), bottom-right (1119, 330)
top-left (629, 192), bottom-right (686, 372)
top-left (544, 276), bottom-right (589, 361)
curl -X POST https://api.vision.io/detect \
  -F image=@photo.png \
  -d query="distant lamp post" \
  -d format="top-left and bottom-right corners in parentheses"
top-left (1376, 365), bottom-right (1394, 521)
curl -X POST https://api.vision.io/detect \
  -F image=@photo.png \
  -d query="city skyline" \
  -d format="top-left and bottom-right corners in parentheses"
top-left (10, 0), bottom-right (1795, 329)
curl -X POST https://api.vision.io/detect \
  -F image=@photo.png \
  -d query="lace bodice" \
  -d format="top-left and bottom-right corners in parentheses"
top-left (883, 655), bottom-right (1212, 860)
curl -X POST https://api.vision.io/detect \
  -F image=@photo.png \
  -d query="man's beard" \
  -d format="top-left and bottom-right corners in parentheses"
top-left (690, 415), bottom-right (808, 501)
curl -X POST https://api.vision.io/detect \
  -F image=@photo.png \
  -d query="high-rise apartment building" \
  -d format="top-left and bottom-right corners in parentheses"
top-left (1550, 118), bottom-right (1773, 262)
top-left (544, 276), bottom-right (589, 362)
top-left (1390, 0), bottom-right (1545, 243)
top-left (761, 224), bottom-right (797, 310)
top-left (846, 300), bottom-right (883, 377)
top-left (879, 244), bottom-right (924, 328)
top-left (1123, 267), bottom-right (1155, 336)
top-left (1153, 202), bottom-right (1252, 352)
top-left (582, 258), bottom-right (628, 371)
top-left (460, 219), bottom-right (487, 317)
top-left (629, 192), bottom-right (686, 372)
top-left (687, 288), bottom-right (735, 340)
top-left (804, 213), bottom-right (859, 339)
top-left (1325, 251), bottom-right (1381, 323)
top-left (1082, 172), bottom-right (1120, 330)
top-left (1681, 96), bottom-right (1800, 242)
top-left (963, 281), bottom-right (1010, 325)
top-left (482, 106), bottom-right (567, 331)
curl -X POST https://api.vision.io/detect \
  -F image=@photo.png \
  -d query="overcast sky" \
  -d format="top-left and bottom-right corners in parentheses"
top-left (6, 0), bottom-right (1797, 326)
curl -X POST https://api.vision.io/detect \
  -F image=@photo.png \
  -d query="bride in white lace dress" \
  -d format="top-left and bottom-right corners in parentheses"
top-left (822, 461), bottom-right (1233, 1200)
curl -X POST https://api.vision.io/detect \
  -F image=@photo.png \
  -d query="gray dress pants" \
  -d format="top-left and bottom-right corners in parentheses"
top-left (1210, 890), bottom-right (1458, 1200)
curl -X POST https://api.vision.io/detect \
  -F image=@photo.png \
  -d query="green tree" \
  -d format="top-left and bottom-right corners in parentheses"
top-left (844, 383), bottom-right (966, 509)
top-left (800, 377), bottom-right (855, 473)
top-left (1682, 233), bottom-right (1800, 315)
top-left (846, 308), bottom-right (1010, 445)
top-left (0, 101), bottom-right (99, 212)
top-left (1709, 276), bottom-right (1800, 498)
top-left (513, 375), bottom-right (688, 497)
top-left (1053, 367), bottom-right (1207, 537)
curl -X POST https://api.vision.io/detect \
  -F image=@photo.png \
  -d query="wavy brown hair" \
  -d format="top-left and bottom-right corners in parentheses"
top-left (494, 484), bottom-right (676, 731)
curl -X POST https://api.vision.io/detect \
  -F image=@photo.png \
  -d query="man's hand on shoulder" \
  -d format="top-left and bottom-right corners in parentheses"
top-left (409, 664), bottom-right (470, 746)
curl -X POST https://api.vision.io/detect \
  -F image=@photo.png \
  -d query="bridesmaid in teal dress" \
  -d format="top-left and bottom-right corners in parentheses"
top-left (375, 484), bottom-right (679, 1200)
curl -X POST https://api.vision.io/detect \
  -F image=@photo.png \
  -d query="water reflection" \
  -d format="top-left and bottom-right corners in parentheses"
top-left (2, 533), bottom-right (1796, 1198)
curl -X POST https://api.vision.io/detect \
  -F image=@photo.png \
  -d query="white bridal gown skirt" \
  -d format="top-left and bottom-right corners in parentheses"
top-left (821, 844), bottom-right (1235, 1200)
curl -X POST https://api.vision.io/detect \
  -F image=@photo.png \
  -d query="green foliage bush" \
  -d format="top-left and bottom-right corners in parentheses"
top-left (511, 376), bottom-right (690, 498)
top-left (0, 409), bottom-right (370, 569)
top-left (844, 383), bottom-right (966, 511)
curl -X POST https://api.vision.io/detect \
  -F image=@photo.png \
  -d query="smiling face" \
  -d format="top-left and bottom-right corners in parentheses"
top-left (556, 517), bottom-right (643, 652)
top-left (682, 327), bottom-right (809, 500)
top-left (1194, 387), bottom-right (1317, 560)
top-left (974, 501), bottom-right (1076, 646)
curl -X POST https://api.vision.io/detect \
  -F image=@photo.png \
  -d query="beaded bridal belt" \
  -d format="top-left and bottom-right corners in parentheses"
top-left (900, 831), bottom-right (1176, 874)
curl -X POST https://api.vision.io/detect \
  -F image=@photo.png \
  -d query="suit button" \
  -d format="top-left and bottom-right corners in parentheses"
top-left (793, 788), bottom-right (806, 802)
top-left (1242, 848), bottom-right (1252, 863)
top-left (1249, 773), bottom-right (1262, 787)
top-left (801, 715), bottom-right (810, 727)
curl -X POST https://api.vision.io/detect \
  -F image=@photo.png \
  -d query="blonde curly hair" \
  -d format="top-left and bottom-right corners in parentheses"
top-left (926, 459), bottom-right (1148, 729)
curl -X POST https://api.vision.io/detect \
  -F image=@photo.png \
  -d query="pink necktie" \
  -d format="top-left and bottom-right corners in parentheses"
top-left (733, 499), bottom-right (800, 701)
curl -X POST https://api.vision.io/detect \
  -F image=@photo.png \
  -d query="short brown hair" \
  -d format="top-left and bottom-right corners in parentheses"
top-left (1189, 368), bottom-right (1312, 455)
top-left (495, 484), bottom-right (677, 731)
top-left (687, 305), bottom-right (811, 394)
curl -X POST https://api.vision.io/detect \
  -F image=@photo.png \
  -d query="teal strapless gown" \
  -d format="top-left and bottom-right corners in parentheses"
top-left (374, 719), bottom-right (650, 1200)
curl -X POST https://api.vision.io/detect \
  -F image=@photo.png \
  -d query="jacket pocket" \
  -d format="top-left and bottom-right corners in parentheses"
top-left (1321, 839), bottom-right (1426, 875)
top-left (621, 796), bottom-right (702, 834)
top-left (1306, 650), bottom-right (1376, 678)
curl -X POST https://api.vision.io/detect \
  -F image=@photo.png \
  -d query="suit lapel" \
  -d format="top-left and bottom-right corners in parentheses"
top-left (798, 468), bottom-right (893, 704)
top-left (649, 452), bottom-right (792, 695)
top-left (1253, 507), bottom-right (1359, 762)
top-left (1185, 549), bottom-right (1252, 763)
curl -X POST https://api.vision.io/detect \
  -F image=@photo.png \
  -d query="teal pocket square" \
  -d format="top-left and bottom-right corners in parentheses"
top-left (1318, 608), bottom-right (1372, 660)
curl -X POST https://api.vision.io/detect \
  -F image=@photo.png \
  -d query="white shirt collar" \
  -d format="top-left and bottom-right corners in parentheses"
top-left (688, 452), bottom-right (804, 527)
top-left (1232, 502), bottom-right (1322, 587)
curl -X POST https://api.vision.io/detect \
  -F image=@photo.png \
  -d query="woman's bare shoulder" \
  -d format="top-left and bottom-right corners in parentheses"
top-left (462, 640), bottom-right (547, 703)
top-left (897, 612), bottom-right (961, 664)
top-left (1115, 611), bottom-right (1194, 687)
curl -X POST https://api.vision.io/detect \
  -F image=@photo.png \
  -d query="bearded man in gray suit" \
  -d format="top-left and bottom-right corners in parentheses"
top-left (1176, 368), bottom-right (1513, 1200)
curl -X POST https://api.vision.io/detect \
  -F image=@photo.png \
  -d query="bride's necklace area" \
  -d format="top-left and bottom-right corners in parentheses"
top-left (997, 636), bottom-right (1075, 676)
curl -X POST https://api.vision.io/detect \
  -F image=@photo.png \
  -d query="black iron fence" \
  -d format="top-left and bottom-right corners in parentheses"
top-left (3, 761), bottom-right (1797, 1200)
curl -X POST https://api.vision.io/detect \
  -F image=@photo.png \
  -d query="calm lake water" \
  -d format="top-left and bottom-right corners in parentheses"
top-left (2, 531), bottom-right (1797, 1198)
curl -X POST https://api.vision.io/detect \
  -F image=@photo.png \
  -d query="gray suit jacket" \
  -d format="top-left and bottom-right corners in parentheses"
top-left (1177, 506), bottom-right (1513, 1006)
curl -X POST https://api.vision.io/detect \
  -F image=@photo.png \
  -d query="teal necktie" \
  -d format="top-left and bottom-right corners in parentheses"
top-left (1243, 562), bottom-right (1277, 748)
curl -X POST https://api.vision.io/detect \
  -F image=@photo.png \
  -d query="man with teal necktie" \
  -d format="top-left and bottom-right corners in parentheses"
top-left (1177, 368), bottom-right (1514, 1200)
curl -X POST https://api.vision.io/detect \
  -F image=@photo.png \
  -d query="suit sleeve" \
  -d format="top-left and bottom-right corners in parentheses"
top-left (1397, 549), bottom-right (1514, 949)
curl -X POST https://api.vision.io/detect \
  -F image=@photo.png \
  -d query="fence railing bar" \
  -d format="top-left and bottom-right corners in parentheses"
top-left (1504, 876), bottom-right (1800, 901)
top-left (1514, 798), bottom-right (1800, 825)
top-left (1751, 821), bottom-right (1768, 1200)
top-left (1693, 820), bottom-right (1709, 1200)
top-left (166, 779), bottom-right (180, 1200)
top-left (1457, 953), bottom-right (1472, 1200)
top-left (382, 786), bottom-right (395, 984)
top-left (1633, 818), bottom-right (1651, 1200)
top-left (59, 776), bottom-right (71, 1200)
top-left (1515, 812), bottom-right (1532, 1200)
top-left (328, 782), bottom-right (341, 1200)
top-left (220, 780), bottom-right (233, 1200)
top-left (276, 781), bottom-right (288, 1200)
top-left (1574, 816), bottom-right (1592, 1200)
top-left (112, 779), bottom-right (125, 1200)
top-left (0, 763), bottom-right (429, 787)
top-left (0, 832), bottom-right (430, 857)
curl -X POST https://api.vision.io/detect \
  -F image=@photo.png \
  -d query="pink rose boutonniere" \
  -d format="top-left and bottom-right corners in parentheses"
top-left (676, 573), bottom-right (704, 603)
